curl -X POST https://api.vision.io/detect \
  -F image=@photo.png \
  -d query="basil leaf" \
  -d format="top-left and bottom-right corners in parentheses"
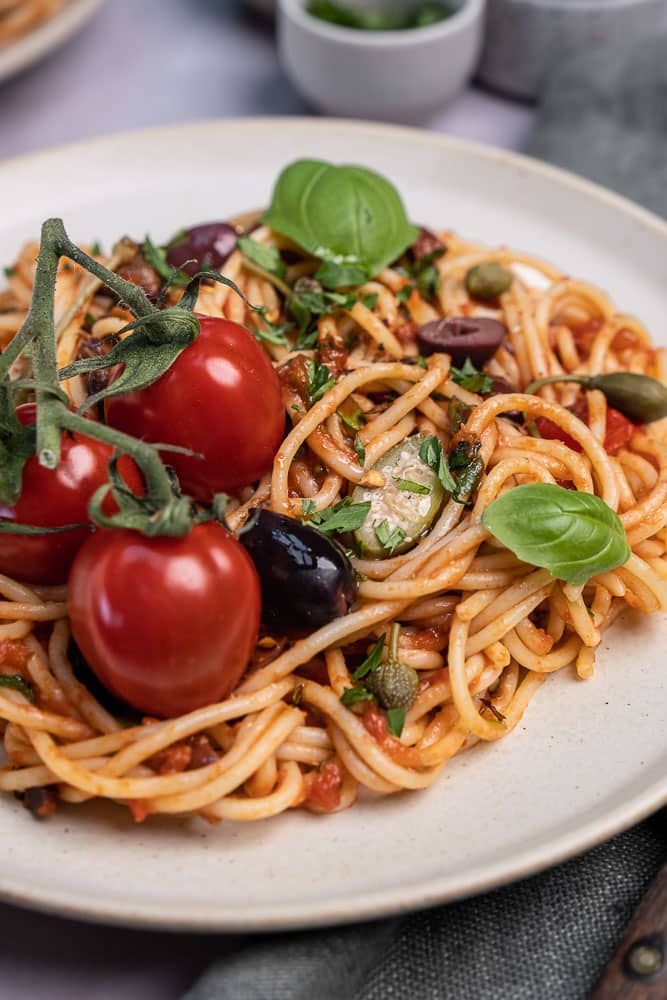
top-left (308, 497), bottom-right (371, 535)
top-left (0, 674), bottom-right (35, 704)
top-left (315, 259), bottom-right (367, 289)
top-left (481, 483), bottom-right (631, 586)
top-left (237, 236), bottom-right (287, 279)
top-left (351, 634), bottom-right (386, 680)
top-left (386, 707), bottom-right (406, 738)
top-left (450, 358), bottom-right (493, 394)
top-left (263, 160), bottom-right (418, 277)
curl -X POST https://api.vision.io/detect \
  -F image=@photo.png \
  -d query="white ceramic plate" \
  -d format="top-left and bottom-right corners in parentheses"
top-left (0, 0), bottom-right (103, 84)
top-left (0, 119), bottom-right (666, 931)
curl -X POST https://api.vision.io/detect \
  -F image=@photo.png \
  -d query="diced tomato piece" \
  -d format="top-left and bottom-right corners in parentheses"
top-left (534, 417), bottom-right (582, 452)
top-left (306, 760), bottom-right (342, 812)
top-left (0, 640), bottom-right (30, 671)
top-left (535, 399), bottom-right (636, 456)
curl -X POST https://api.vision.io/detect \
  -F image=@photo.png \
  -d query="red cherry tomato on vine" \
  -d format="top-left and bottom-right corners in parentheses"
top-left (105, 316), bottom-right (285, 500)
top-left (67, 522), bottom-right (261, 718)
top-left (535, 399), bottom-right (636, 457)
top-left (0, 404), bottom-right (142, 585)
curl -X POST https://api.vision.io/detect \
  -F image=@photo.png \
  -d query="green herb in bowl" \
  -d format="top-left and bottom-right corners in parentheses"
top-left (306, 0), bottom-right (452, 30)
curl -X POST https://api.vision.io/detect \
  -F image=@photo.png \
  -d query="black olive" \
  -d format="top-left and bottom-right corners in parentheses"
top-left (416, 317), bottom-right (507, 368)
top-left (240, 509), bottom-right (357, 632)
top-left (484, 375), bottom-right (524, 425)
top-left (166, 222), bottom-right (238, 277)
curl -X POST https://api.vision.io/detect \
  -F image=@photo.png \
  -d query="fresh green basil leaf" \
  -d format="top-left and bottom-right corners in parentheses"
top-left (237, 236), bottom-right (287, 279)
top-left (386, 707), bottom-right (406, 738)
top-left (315, 259), bottom-right (367, 289)
top-left (263, 160), bottom-right (418, 277)
top-left (351, 634), bottom-right (386, 680)
top-left (308, 497), bottom-right (371, 535)
top-left (450, 358), bottom-right (493, 394)
top-left (481, 483), bottom-right (631, 586)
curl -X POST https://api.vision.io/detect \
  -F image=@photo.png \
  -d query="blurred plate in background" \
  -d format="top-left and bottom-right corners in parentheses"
top-left (0, 0), bottom-right (103, 84)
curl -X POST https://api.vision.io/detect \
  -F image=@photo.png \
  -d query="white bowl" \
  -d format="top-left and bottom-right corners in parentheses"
top-left (478, 0), bottom-right (667, 101)
top-left (277, 0), bottom-right (486, 122)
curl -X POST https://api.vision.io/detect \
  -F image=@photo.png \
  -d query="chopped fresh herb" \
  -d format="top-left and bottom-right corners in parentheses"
top-left (448, 399), bottom-right (471, 432)
top-left (307, 0), bottom-right (452, 31)
top-left (340, 684), bottom-right (376, 706)
top-left (354, 433), bottom-right (365, 467)
top-left (396, 285), bottom-right (413, 303)
top-left (308, 496), bottom-right (371, 535)
top-left (0, 674), bottom-right (35, 704)
top-left (351, 635), bottom-right (386, 680)
top-left (361, 293), bottom-right (379, 311)
top-left (237, 235), bottom-right (287, 279)
top-left (337, 406), bottom-right (366, 431)
top-left (90, 240), bottom-right (102, 256)
top-left (315, 259), bottom-right (367, 289)
top-left (394, 478), bottom-right (431, 495)
top-left (254, 310), bottom-right (293, 347)
top-left (450, 358), bottom-right (493, 394)
top-left (83, 312), bottom-right (96, 329)
top-left (306, 358), bottom-right (335, 404)
top-left (3, 266), bottom-right (15, 279)
top-left (143, 235), bottom-right (190, 286)
top-left (291, 403), bottom-right (303, 412)
top-left (414, 355), bottom-right (427, 370)
top-left (374, 519), bottom-right (407, 554)
top-left (419, 436), bottom-right (457, 494)
top-left (386, 707), bottom-right (406, 737)
top-left (409, 247), bottom-right (445, 300)
top-left (448, 438), bottom-right (484, 503)
top-left (301, 499), bottom-right (316, 517)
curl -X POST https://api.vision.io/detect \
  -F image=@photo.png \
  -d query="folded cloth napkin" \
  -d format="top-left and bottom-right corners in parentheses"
top-left (183, 33), bottom-right (667, 1000)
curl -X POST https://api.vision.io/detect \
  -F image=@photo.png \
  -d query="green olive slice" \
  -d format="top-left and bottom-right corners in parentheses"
top-left (352, 435), bottom-right (446, 559)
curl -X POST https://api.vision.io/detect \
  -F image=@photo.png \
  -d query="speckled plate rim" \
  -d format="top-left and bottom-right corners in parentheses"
top-left (0, 0), bottom-right (104, 85)
top-left (0, 118), bottom-right (665, 932)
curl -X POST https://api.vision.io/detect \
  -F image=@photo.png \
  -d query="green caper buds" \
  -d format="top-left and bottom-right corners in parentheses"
top-left (366, 658), bottom-right (419, 711)
top-left (525, 370), bottom-right (667, 425)
top-left (465, 261), bottom-right (513, 301)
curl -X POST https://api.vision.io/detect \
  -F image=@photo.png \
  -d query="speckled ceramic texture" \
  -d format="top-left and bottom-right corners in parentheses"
top-left (479, 0), bottom-right (667, 101)
top-left (278, 0), bottom-right (486, 121)
top-left (0, 119), bottom-right (666, 931)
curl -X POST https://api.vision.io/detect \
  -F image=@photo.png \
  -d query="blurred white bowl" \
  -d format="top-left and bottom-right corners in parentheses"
top-left (479, 0), bottom-right (667, 101)
top-left (277, 0), bottom-right (486, 121)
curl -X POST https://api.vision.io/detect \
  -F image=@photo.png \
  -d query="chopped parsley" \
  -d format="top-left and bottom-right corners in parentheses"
top-left (354, 433), bottom-right (365, 467)
top-left (394, 478), bottom-right (430, 495)
top-left (450, 357), bottom-right (493, 394)
top-left (374, 519), bottom-right (407, 554)
top-left (237, 236), bottom-right (287, 279)
top-left (306, 496), bottom-right (371, 535)
top-left (386, 707), bottom-right (406, 737)
top-left (306, 358), bottom-right (335, 404)
top-left (351, 635), bottom-right (386, 680)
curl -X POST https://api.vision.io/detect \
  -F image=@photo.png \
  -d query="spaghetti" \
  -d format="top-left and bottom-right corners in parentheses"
top-left (0, 215), bottom-right (666, 824)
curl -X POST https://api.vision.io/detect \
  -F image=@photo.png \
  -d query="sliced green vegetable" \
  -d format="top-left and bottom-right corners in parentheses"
top-left (351, 435), bottom-right (446, 559)
top-left (263, 160), bottom-right (418, 278)
top-left (481, 483), bottom-right (631, 586)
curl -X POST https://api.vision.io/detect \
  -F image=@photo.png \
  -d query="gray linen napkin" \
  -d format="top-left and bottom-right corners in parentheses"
top-left (183, 34), bottom-right (667, 1000)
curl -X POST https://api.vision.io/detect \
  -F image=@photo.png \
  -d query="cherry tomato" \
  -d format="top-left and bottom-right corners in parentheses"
top-left (0, 404), bottom-right (142, 585)
top-left (535, 400), bottom-right (637, 457)
top-left (105, 316), bottom-right (285, 500)
top-left (67, 522), bottom-right (261, 718)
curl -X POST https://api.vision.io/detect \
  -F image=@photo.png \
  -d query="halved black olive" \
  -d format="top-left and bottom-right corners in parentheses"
top-left (166, 223), bottom-right (238, 277)
top-left (241, 509), bottom-right (356, 632)
top-left (416, 317), bottom-right (507, 368)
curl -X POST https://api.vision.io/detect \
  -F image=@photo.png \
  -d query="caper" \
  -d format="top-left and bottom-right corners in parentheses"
top-left (465, 262), bottom-right (513, 301)
top-left (588, 372), bottom-right (667, 424)
top-left (366, 658), bottom-right (419, 711)
top-left (351, 435), bottom-right (446, 559)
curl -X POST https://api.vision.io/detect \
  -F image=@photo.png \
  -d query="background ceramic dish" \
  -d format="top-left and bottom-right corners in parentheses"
top-left (0, 0), bottom-right (104, 84)
top-left (478, 0), bottom-right (667, 101)
top-left (0, 118), bottom-right (666, 931)
top-left (277, 0), bottom-right (486, 121)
